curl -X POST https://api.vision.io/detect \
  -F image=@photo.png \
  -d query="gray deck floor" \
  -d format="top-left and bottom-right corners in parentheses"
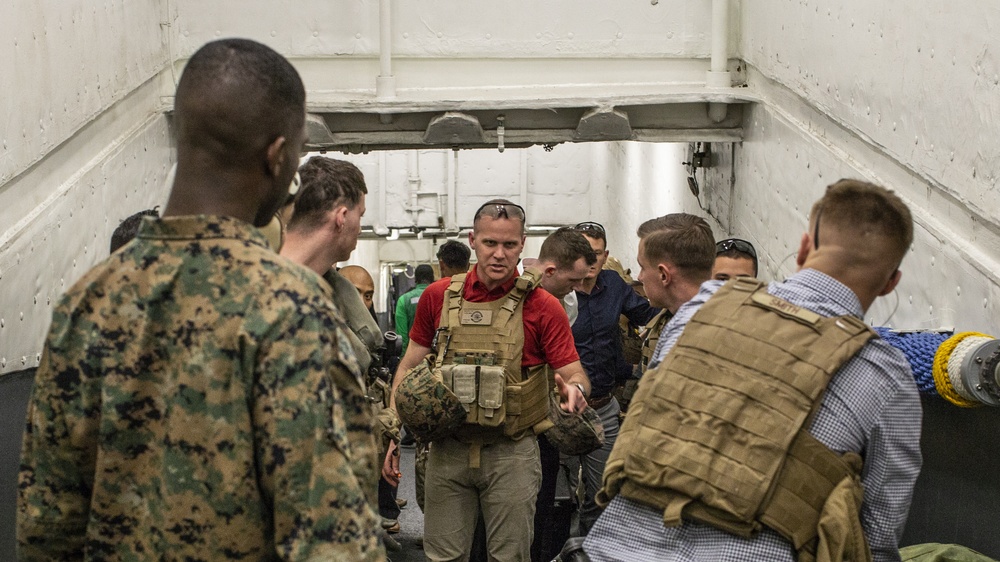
top-left (388, 443), bottom-right (427, 562)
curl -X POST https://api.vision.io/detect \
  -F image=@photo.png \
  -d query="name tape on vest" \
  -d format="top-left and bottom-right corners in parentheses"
top-left (750, 292), bottom-right (821, 325)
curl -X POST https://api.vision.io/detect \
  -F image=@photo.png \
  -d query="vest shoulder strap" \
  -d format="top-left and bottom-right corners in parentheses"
top-left (496, 270), bottom-right (540, 326)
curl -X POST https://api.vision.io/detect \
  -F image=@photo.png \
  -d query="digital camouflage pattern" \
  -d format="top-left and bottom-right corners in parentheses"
top-left (395, 356), bottom-right (467, 443)
top-left (17, 216), bottom-right (385, 562)
top-left (541, 392), bottom-right (605, 456)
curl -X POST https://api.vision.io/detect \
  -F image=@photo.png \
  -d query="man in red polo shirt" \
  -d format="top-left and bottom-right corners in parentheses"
top-left (384, 199), bottom-right (590, 562)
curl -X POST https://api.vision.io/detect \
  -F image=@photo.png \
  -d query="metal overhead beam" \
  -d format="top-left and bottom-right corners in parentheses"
top-left (304, 101), bottom-right (745, 153)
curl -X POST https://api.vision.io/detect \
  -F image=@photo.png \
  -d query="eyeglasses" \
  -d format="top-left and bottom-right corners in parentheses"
top-left (716, 238), bottom-right (757, 261)
top-left (474, 202), bottom-right (525, 222)
top-left (574, 221), bottom-right (606, 235)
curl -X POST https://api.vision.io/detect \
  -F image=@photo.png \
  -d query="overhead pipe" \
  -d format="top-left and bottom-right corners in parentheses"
top-left (407, 150), bottom-right (421, 224)
top-left (706, 0), bottom-right (732, 123)
top-left (375, 152), bottom-right (390, 236)
top-left (447, 151), bottom-right (458, 231)
top-left (376, 0), bottom-right (396, 100)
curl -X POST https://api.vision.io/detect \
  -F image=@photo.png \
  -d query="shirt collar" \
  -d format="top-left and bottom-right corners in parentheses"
top-left (785, 268), bottom-right (864, 317)
top-left (137, 215), bottom-right (271, 249)
top-left (467, 265), bottom-right (518, 298)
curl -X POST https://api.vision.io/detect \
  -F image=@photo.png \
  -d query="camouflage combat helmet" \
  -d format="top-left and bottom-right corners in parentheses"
top-left (395, 355), bottom-right (467, 443)
top-left (542, 392), bottom-right (605, 456)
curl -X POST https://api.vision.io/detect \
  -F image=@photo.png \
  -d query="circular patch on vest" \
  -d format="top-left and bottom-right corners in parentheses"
top-left (470, 310), bottom-right (484, 323)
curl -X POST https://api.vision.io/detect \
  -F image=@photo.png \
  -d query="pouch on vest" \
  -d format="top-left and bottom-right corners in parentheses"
top-left (503, 364), bottom-right (550, 436)
top-left (600, 278), bottom-right (875, 561)
top-left (442, 362), bottom-right (509, 428)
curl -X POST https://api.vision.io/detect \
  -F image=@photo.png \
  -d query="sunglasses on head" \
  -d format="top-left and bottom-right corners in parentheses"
top-left (574, 221), bottom-right (606, 235)
top-left (716, 238), bottom-right (757, 260)
top-left (474, 202), bottom-right (526, 222)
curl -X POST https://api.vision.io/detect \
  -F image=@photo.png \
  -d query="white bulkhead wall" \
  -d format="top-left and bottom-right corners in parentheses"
top-left (0, 2), bottom-right (174, 374)
top-left (733, 1), bottom-right (1000, 333)
top-left (2, 0), bottom-right (1000, 374)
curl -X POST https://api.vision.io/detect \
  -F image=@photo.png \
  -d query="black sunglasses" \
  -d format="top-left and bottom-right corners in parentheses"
top-left (716, 238), bottom-right (757, 261)
top-left (474, 202), bottom-right (525, 222)
top-left (574, 221), bottom-right (606, 235)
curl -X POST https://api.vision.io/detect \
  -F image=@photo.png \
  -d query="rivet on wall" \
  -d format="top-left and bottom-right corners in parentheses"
top-left (1, 358), bottom-right (5, 368)
top-left (957, 286), bottom-right (961, 297)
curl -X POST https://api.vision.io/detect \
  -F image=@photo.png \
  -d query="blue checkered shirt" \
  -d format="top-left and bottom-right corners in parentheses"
top-left (584, 269), bottom-right (923, 562)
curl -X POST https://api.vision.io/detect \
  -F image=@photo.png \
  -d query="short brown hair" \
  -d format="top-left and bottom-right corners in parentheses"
top-left (539, 227), bottom-right (598, 269)
top-left (810, 179), bottom-right (913, 267)
top-left (287, 157), bottom-right (367, 232)
top-left (637, 213), bottom-right (715, 281)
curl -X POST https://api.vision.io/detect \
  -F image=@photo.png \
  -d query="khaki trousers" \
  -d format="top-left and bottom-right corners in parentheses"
top-left (424, 436), bottom-right (542, 562)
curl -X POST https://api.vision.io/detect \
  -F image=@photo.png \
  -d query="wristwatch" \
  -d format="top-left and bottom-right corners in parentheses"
top-left (573, 383), bottom-right (588, 399)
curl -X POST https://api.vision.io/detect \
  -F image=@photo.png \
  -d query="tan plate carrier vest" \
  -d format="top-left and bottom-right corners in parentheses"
top-left (639, 309), bottom-right (672, 372)
top-left (599, 278), bottom-right (876, 562)
top-left (434, 271), bottom-right (551, 467)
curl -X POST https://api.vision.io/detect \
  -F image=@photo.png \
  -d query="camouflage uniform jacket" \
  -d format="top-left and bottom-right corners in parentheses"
top-left (17, 216), bottom-right (385, 562)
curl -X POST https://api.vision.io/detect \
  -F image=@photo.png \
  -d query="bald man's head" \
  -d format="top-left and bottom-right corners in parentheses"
top-left (340, 265), bottom-right (375, 310)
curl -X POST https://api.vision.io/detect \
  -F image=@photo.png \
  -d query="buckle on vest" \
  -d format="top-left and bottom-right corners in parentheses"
top-left (662, 497), bottom-right (690, 527)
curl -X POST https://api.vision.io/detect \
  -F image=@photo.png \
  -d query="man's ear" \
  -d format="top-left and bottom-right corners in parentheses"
top-left (878, 269), bottom-right (902, 297)
top-left (266, 136), bottom-right (288, 178)
top-left (331, 205), bottom-right (348, 230)
top-left (468, 231), bottom-right (476, 248)
top-left (544, 264), bottom-right (558, 278)
top-left (796, 232), bottom-right (811, 268)
top-left (657, 262), bottom-right (672, 287)
top-left (319, 206), bottom-right (343, 232)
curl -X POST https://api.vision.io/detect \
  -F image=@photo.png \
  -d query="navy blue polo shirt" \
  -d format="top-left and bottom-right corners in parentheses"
top-left (572, 269), bottom-right (659, 398)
